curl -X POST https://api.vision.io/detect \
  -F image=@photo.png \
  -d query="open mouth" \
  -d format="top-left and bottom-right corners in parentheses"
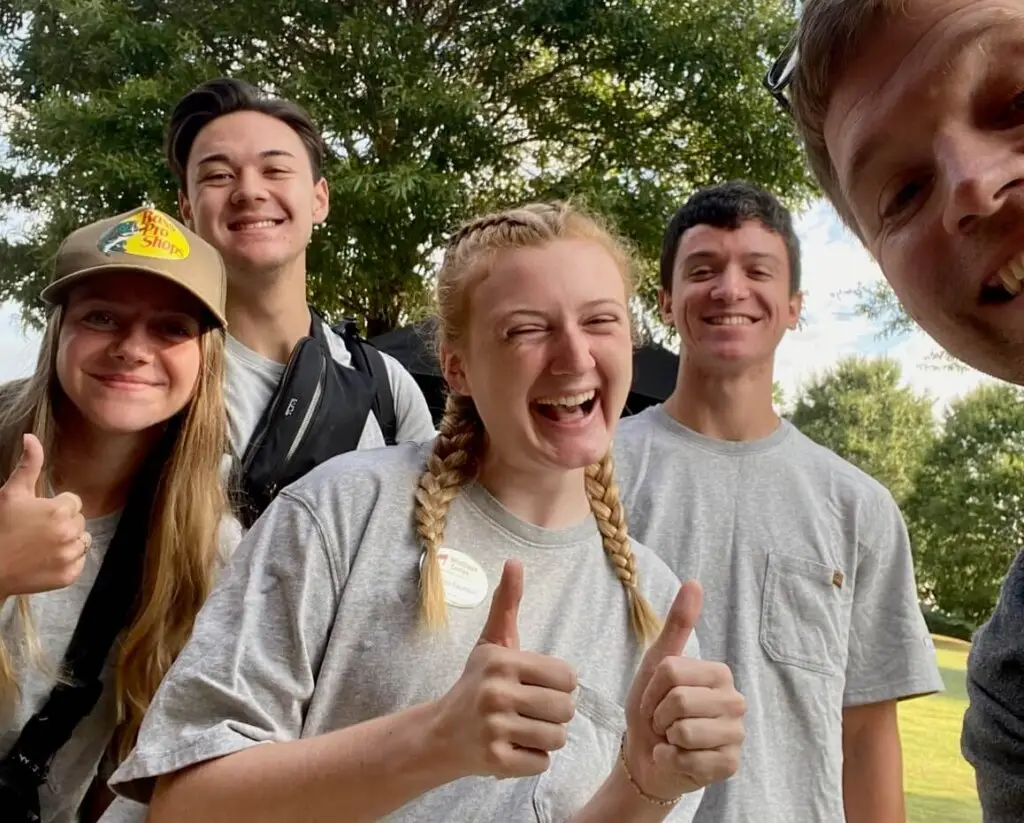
top-left (983, 254), bottom-right (1024, 305)
top-left (228, 218), bottom-right (285, 232)
top-left (532, 390), bottom-right (599, 424)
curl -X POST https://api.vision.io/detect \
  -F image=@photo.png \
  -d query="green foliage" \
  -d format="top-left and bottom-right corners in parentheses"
top-left (849, 281), bottom-right (968, 372)
top-left (905, 383), bottom-right (1024, 625)
top-left (789, 356), bottom-right (936, 505)
top-left (0, 0), bottom-right (810, 334)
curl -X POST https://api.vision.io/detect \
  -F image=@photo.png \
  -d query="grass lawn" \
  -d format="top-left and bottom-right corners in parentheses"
top-left (900, 636), bottom-right (981, 823)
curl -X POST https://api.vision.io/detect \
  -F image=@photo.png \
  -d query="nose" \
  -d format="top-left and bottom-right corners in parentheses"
top-left (109, 323), bottom-right (155, 363)
top-left (939, 128), bottom-right (1024, 235)
top-left (229, 167), bottom-right (270, 207)
top-left (708, 264), bottom-right (750, 303)
top-left (551, 325), bottom-right (596, 375)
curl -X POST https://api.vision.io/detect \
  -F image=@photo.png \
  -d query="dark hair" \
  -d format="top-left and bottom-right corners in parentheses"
top-left (659, 180), bottom-right (802, 295)
top-left (166, 77), bottom-right (325, 190)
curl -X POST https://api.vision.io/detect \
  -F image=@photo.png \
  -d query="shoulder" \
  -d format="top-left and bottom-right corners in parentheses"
top-left (615, 407), bottom-right (660, 444)
top-left (612, 408), bottom-right (660, 487)
top-left (281, 439), bottom-right (432, 516)
top-left (783, 422), bottom-right (899, 512)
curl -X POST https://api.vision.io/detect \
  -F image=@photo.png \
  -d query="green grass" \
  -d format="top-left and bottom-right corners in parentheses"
top-left (900, 636), bottom-right (981, 823)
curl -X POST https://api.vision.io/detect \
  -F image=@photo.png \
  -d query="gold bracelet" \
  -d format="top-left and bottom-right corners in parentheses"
top-left (618, 732), bottom-right (683, 807)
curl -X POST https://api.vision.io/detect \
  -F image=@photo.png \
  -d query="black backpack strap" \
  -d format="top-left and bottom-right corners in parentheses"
top-left (0, 427), bottom-right (174, 822)
top-left (335, 318), bottom-right (397, 446)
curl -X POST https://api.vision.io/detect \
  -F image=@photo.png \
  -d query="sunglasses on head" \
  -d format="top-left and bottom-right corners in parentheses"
top-left (763, 34), bottom-right (798, 114)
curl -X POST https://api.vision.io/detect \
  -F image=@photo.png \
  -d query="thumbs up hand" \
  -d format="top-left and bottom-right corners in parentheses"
top-left (433, 559), bottom-right (578, 780)
top-left (0, 434), bottom-right (90, 599)
top-left (620, 581), bottom-right (746, 803)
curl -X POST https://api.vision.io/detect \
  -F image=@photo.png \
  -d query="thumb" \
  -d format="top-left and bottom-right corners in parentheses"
top-left (650, 580), bottom-right (703, 659)
top-left (477, 559), bottom-right (523, 650)
top-left (4, 434), bottom-right (44, 497)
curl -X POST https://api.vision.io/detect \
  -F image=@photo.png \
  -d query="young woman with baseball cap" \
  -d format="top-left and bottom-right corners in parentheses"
top-left (0, 206), bottom-right (236, 823)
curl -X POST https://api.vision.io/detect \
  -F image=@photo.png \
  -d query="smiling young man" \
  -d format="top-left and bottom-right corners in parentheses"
top-left (776, 2), bottom-right (1024, 819)
top-left (165, 78), bottom-right (435, 520)
top-left (613, 181), bottom-right (943, 823)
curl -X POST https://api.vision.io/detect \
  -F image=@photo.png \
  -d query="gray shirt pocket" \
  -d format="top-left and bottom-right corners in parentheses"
top-left (759, 552), bottom-right (851, 676)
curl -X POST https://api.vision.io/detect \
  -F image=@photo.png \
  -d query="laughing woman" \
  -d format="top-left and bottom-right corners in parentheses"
top-left (110, 202), bottom-right (746, 822)
top-left (0, 208), bottom-right (235, 823)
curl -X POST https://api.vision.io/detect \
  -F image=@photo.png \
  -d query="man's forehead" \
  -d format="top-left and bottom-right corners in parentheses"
top-left (825, 1), bottom-right (1024, 206)
top-left (679, 221), bottom-right (784, 256)
top-left (190, 111), bottom-right (304, 165)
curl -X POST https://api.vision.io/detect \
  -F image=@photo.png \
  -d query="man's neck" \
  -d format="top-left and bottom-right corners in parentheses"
top-left (52, 415), bottom-right (159, 519)
top-left (663, 358), bottom-right (780, 442)
top-left (225, 263), bottom-right (311, 364)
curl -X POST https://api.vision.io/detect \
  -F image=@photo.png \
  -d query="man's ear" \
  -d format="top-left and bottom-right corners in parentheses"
top-left (178, 190), bottom-right (194, 230)
top-left (312, 176), bottom-right (330, 225)
top-left (787, 290), bottom-right (804, 330)
top-left (441, 344), bottom-right (471, 397)
top-left (658, 288), bottom-right (676, 328)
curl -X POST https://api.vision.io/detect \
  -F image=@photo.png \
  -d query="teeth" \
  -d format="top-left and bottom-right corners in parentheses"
top-left (535, 390), bottom-right (596, 407)
top-left (999, 270), bottom-right (1023, 295)
top-left (707, 316), bottom-right (753, 325)
top-left (234, 220), bottom-right (278, 230)
top-left (996, 254), bottom-right (1024, 295)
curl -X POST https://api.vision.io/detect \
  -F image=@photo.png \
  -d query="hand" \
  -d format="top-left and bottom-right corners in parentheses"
top-left (432, 559), bottom-right (578, 779)
top-left (621, 581), bottom-right (746, 802)
top-left (0, 434), bottom-right (90, 598)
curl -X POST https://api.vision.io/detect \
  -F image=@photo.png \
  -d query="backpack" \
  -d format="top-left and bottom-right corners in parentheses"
top-left (231, 310), bottom-right (397, 529)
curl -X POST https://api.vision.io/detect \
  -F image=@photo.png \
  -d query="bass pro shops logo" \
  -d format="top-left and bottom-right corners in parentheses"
top-left (97, 208), bottom-right (191, 262)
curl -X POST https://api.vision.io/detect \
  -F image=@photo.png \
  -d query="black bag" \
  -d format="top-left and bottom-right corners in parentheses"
top-left (233, 312), bottom-right (396, 529)
top-left (0, 428), bottom-right (173, 823)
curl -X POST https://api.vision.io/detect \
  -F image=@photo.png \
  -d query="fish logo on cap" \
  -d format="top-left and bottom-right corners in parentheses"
top-left (97, 208), bottom-right (191, 261)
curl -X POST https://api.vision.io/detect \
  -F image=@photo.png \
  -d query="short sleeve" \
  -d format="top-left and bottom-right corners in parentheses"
top-left (843, 492), bottom-right (945, 706)
top-left (962, 549), bottom-right (1024, 823)
top-left (108, 491), bottom-right (341, 802)
top-left (382, 352), bottom-right (437, 443)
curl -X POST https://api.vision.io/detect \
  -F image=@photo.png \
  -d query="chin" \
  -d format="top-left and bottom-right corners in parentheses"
top-left (80, 406), bottom-right (170, 436)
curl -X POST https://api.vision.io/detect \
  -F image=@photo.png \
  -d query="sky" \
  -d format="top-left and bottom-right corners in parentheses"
top-left (0, 198), bottom-right (1004, 417)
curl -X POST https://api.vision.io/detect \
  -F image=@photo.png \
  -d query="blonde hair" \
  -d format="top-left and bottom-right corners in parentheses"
top-left (0, 304), bottom-right (228, 762)
top-left (790, 0), bottom-right (909, 233)
top-left (413, 202), bottom-right (661, 645)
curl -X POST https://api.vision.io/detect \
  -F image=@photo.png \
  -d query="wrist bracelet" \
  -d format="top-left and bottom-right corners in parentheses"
top-left (618, 732), bottom-right (683, 807)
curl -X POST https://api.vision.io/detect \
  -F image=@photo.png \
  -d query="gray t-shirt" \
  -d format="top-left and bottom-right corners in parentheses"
top-left (0, 512), bottom-right (121, 823)
top-left (0, 512), bottom-right (243, 823)
top-left (110, 442), bottom-right (706, 821)
top-left (613, 407), bottom-right (944, 823)
top-left (224, 320), bottom-right (436, 460)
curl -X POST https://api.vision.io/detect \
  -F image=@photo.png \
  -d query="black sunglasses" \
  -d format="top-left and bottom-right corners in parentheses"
top-left (763, 35), bottom-right (798, 113)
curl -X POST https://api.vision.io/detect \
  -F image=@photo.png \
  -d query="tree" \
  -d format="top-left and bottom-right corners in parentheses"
top-left (788, 356), bottom-right (935, 505)
top-left (904, 383), bottom-right (1024, 624)
top-left (0, 0), bottom-right (810, 335)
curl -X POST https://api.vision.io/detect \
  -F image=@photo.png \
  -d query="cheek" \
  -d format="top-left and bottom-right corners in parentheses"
top-left (54, 330), bottom-right (92, 391)
top-left (878, 234), bottom-right (929, 304)
top-left (163, 342), bottom-right (203, 399)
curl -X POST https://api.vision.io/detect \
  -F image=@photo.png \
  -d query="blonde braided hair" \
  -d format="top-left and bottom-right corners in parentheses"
top-left (413, 202), bottom-right (661, 644)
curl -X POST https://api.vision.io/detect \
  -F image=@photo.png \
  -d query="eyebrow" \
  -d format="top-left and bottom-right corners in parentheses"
top-left (682, 251), bottom-right (781, 266)
top-left (195, 149), bottom-right (297, 167)
top-left (844, 20), bottom-right (1012, 190)
top-left (495, 299), bottom-right (625, 322)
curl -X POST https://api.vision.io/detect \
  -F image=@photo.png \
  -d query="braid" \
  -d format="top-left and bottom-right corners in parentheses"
top-left (414, 393), bottom-right (485, 628)
top-left (585, 453), bottom-right (662, 645)
top-left (445, 213), bottom-right (539, 251)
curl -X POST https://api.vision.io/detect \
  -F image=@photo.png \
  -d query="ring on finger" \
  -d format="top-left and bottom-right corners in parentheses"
top-left (80, 531), bottom-right (93, 554)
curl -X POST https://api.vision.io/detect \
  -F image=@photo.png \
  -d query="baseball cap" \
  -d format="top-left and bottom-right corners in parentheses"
top-left (40, 206), bottom-right (227, 328)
